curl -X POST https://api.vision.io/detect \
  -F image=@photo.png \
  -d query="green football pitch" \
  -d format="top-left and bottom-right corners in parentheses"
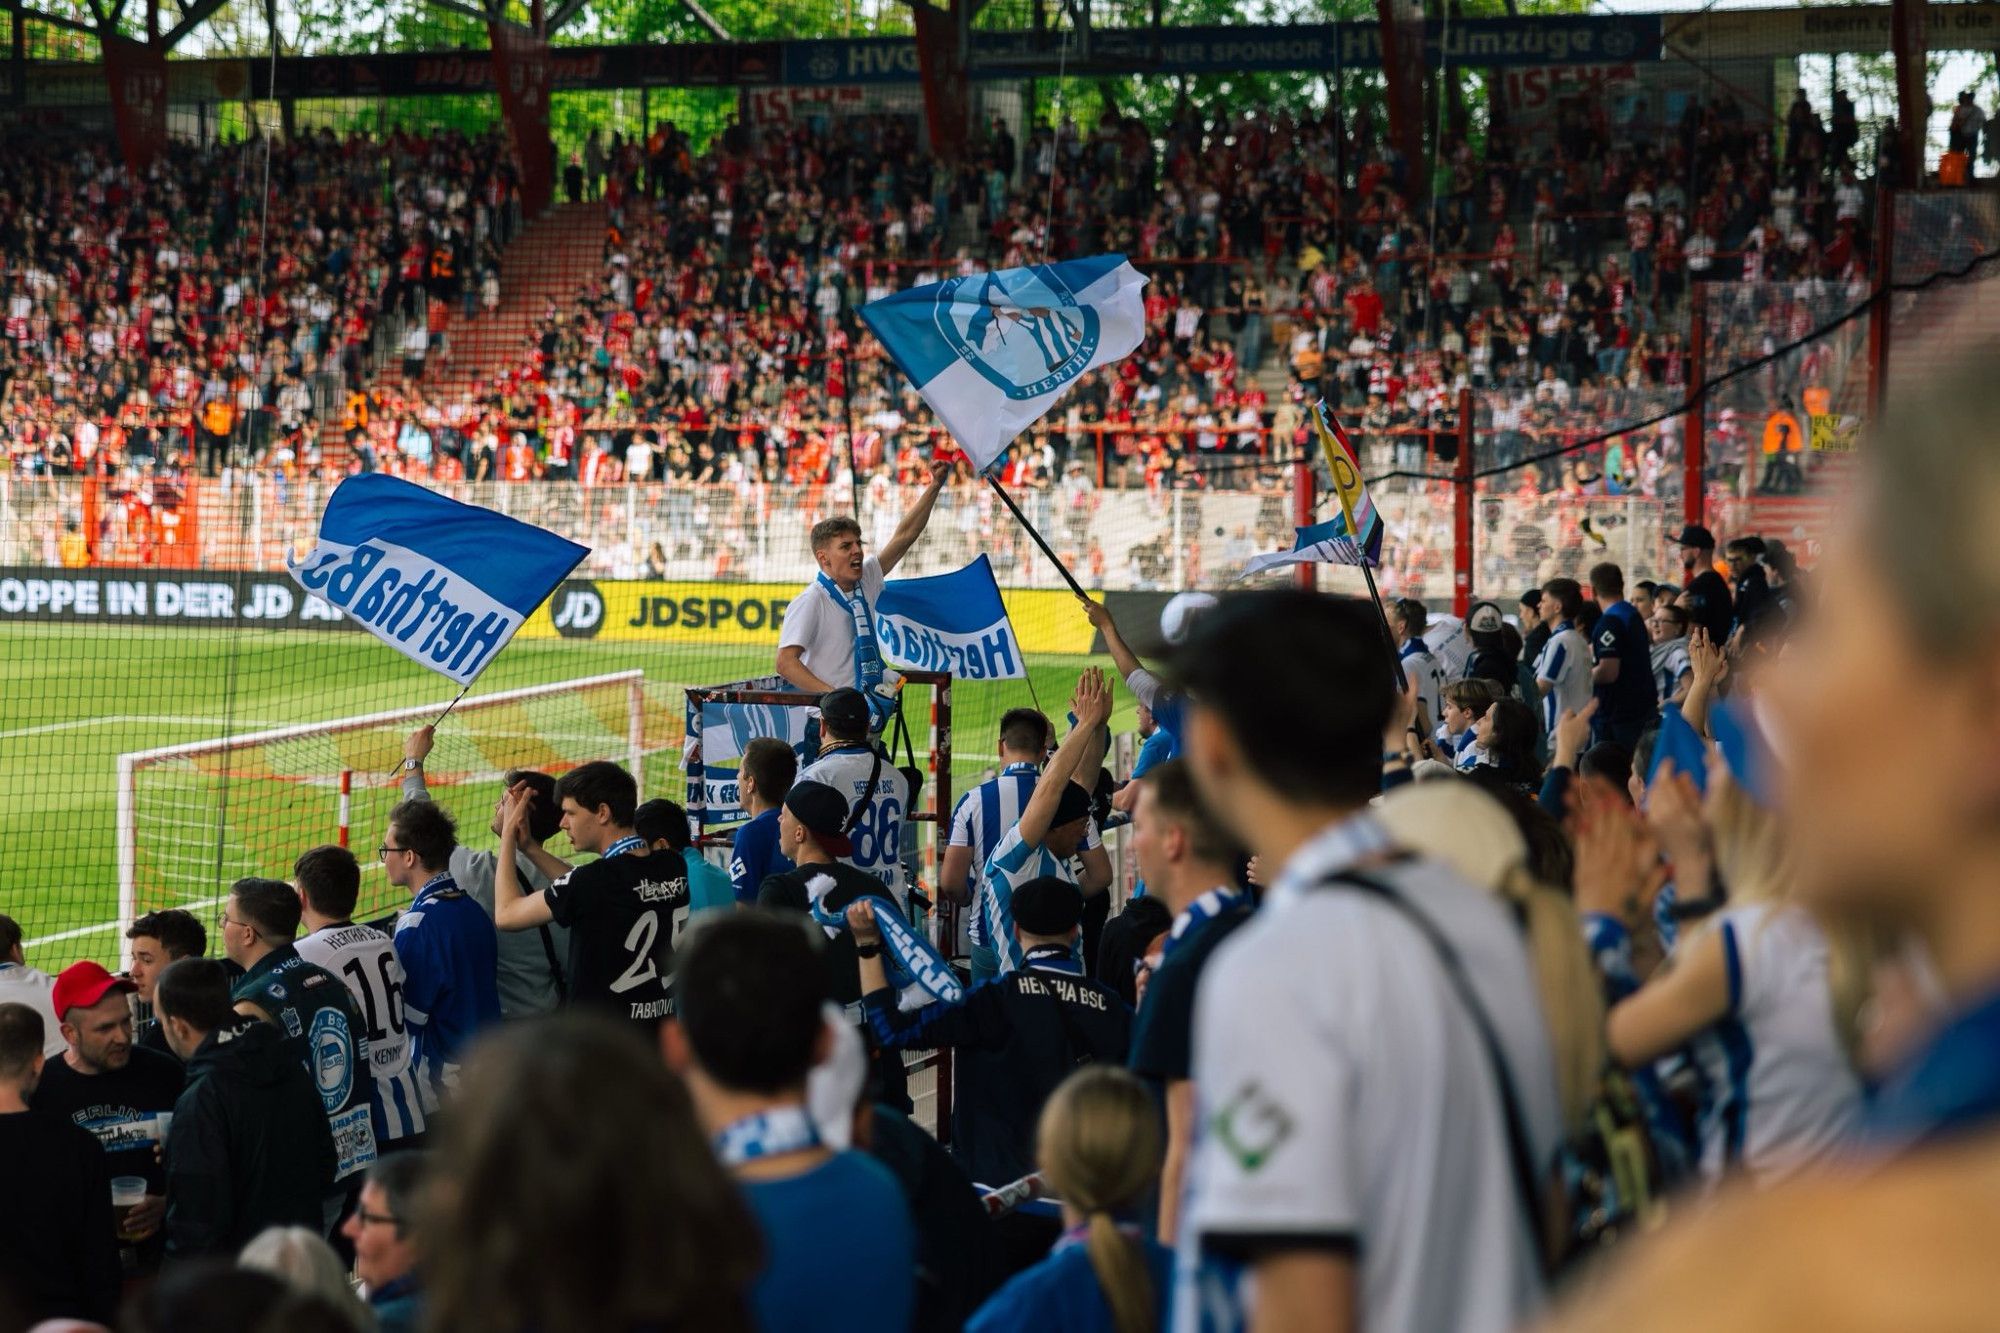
top-left (0, 623), bottom-right (1109, 970)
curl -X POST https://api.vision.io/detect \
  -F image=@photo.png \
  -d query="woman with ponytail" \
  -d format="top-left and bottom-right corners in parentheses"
top-left (967, 1066), bottom-right (1172, 1333)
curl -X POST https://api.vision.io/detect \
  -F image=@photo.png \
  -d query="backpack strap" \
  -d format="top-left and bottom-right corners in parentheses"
top-left (1321, 869), bottom-right (1551, 1277)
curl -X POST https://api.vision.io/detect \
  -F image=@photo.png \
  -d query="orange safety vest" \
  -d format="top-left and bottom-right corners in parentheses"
top-left (202, 398), bottom-right (235, 436)
top-left (1763, 411), bottom-right (1804, 455)
top-left (429, 247), bottom-right (454, 280)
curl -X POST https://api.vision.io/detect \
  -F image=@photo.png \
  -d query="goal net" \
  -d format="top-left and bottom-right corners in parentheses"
top-left (116, 671), bottom-right (650, 962)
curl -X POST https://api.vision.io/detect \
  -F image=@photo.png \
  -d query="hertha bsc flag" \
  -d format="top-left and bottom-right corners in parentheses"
top-left (1240, 513), bottom-right (1386, 578)
top-left (861, 256), bottom-right (1148, 472)
top-left (874, 555), bottom-right (1026, 681)
top-left (289, 474), bottom-right (588, 686)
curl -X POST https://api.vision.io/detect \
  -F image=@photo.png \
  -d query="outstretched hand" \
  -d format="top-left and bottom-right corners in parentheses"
top-left (405, 725), bottom-right (435, 764)
top-left (498, 781), bottom-right (536, 847)
top-left (1070, 667), bottom-right (1113, 727)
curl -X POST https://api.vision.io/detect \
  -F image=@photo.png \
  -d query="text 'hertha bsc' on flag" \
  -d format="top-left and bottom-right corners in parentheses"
top-left (860, 255), bottom-right (1148, 473)
top-left (288, 474), bottom-right (589, 686)
top-left (873, 555), bottom-right (1026, 681)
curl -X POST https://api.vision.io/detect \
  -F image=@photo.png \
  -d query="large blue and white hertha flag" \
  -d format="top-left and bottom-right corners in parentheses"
top-left (683, 680), bottom-right (819, 826)
top-left (1239, 513), bottom-right (1386, 579)
top-left (861, 255), bottom-right (1148, 472)
top-left (288, 474), bottom-right (588, 687)
top-left (874, 555), bottom-right (1025, 682)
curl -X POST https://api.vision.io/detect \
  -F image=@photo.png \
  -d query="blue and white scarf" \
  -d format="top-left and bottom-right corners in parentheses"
top-left (807, 872), bottom-right (963, 1009)
top-left (714, 1105), bottom-right (822, 1167)
top-left (1163, 886), bottom-right (1251, 959)
top-left (816, 572), bottom-right (887, 698)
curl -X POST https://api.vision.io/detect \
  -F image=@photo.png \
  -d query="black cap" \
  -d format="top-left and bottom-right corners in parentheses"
top-left (783, 780), bottom-right (853, 858)
top-left (819, 688), bottom-right (872, 740)
top-left (1011, 876), bottom-right (1084, 937)
top-left (1097, 896), bottom-right (1174, 1008)
top-left (1052, 779), bottom-right (1094, 829)
top-left (1670, 523), bottom-right (1716, 549)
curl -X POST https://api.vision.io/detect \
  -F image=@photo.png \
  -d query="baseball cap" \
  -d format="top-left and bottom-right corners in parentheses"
top-left (784, 780), bottom-right (853, 858)
top-left (1669, 523), bottom-right (1717, 549)
top-left (818, 688), bottom-right (872, 739)
top-left (1052, 779), bottom-right (1094, 829)
top-left (52, 960), bottom-right (136, 1019)
top-left (1466, 600), bottom-right (1505, 635)
top-left (1011, 876), bottom-right (1085, 937)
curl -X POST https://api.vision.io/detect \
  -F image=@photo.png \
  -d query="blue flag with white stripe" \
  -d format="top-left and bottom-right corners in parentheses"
top-left (683, 679), bottom-right (819, 826)
top-left (1238, 513), bottom-right (1385, 579)
top-left (874, 555), bottom-right (1025, 682)
top-left (861, 255), bottom-right (1148, 472)
top-left (288, 473), bottom-right (588, 687)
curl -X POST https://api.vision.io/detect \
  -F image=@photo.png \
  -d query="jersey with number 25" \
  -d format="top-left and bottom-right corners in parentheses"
top-left (543, 850), bottom-right (690, 1029)
top-left (801, 746), bottom-right (911, 909)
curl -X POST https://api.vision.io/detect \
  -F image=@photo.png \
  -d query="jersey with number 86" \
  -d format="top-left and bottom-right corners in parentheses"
top-left (801, 746), bottom-right (912, 908)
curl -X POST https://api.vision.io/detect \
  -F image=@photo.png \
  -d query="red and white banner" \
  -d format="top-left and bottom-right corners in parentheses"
top-left (102, 36), bottom-right (169, 175)
top-left (488, 21), bottom-right (554, 218)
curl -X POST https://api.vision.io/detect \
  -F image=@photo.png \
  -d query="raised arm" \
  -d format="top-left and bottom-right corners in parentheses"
top-left (1019, 669), bottom-right (1113, 849)
top-left (1076, 595), bottom-right (1146, 682)
top-left (402, 725), bottom-right (436, 802)
top-left (876, 459), bottom-right (951, 575)
top-left (493, 783), bottom-right (555, 931)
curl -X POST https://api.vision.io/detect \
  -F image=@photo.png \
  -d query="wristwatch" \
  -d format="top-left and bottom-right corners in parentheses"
top-left (400, 757), bottom-right (423, 774)
top-left (855, 943), bottom-right (883, 960)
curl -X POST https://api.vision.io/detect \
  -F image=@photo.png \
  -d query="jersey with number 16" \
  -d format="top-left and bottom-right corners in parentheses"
top-left (543, 850), bottom-right (690, 1029)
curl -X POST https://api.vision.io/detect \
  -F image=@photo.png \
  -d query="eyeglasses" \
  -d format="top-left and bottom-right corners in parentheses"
top-left (378, 844), bottom-right (412, 861)
top-left (355, 1209), bottom-right (402, 1228)
top-left (217, 910), bottom-right (258, 939)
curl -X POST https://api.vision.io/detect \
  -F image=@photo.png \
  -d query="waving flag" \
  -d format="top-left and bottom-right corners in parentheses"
top-left (861, 255), bottom-right (1148, 472)
top-left (1314, 400), bottom-right (1381, 546)
top-left (288, 474), bottom-right (587, 686)
top-left (1239, 513), bottom-right (1385, 578)
top-left (874, 555), bottom-right (1025, 681)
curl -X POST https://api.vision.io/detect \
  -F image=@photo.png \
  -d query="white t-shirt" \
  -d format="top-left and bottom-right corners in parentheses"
top-left (296, 923), bottom-right (431, 1143)
top-left (1690, 903), bottom-right (1864, 1183)
top-left (1534, 623), bottom-right (1594, 737)
top-left (1178, 814), bottom-right (1559, 1333)
top-left (799, 744), bottom-right (912, 907)
top-left (1400, 640), bottom-right (1448, 725)
top-left (0, 962), bottom-right (68, 1058)
top-left (779, 554), bottom-right (886, 690)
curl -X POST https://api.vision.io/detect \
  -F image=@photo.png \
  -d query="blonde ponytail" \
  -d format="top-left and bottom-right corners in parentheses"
top-left (1037, 1067), bottom-right (1163, 1333)
top-left (1084, 1210), bottom-right (1155, 1333)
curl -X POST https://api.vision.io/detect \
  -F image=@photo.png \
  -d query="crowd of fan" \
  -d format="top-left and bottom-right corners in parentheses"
top-left (0, 126), bottom-right (520, 485)
top-left (6, 343), bottom-right (2000, 1332)
top-left (0, 80), bottom-right (1889, 505)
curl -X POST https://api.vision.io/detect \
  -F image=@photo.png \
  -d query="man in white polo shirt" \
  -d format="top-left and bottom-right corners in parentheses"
top-left (1171, 589), bottom-right (1560, 1333)
top-left (774, 459), bottom-right (951, 724)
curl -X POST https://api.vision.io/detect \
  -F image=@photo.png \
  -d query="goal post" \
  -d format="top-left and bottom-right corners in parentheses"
top-left (115, 670), bottom-right (650, 967)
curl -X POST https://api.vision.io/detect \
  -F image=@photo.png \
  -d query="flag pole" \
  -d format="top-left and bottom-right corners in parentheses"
top-left (385, 681), bottom-right (473, 778)
top-left (1354, 555), bottom-right (1408, 694)
top-left (984, 474), bottom-right (1089, 599)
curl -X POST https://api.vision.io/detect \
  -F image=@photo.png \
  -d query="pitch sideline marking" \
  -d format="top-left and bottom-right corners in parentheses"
top-left (0, 716), bottom-right (283, 741)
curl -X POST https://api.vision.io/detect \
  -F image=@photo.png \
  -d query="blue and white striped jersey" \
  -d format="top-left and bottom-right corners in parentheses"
top-left (1533, 622), bottom-right (1594, 737)
top-left (296, 922), bottom-right (430, 1144)
top-left (948, 762), bottom-right (1101, 946)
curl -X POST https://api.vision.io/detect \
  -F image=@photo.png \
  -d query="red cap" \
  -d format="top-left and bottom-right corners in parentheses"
top-left (51, 961), bottom-right (136, 1019)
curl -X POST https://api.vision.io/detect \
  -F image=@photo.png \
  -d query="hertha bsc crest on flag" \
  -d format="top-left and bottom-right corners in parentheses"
top-left (935, 267), bottom-right (1102, 400)
top-left (863, 254), bottom-right (1146, 472)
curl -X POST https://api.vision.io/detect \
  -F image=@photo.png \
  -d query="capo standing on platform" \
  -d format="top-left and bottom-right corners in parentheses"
top-left (775, 459), bottom-right (951, 720)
